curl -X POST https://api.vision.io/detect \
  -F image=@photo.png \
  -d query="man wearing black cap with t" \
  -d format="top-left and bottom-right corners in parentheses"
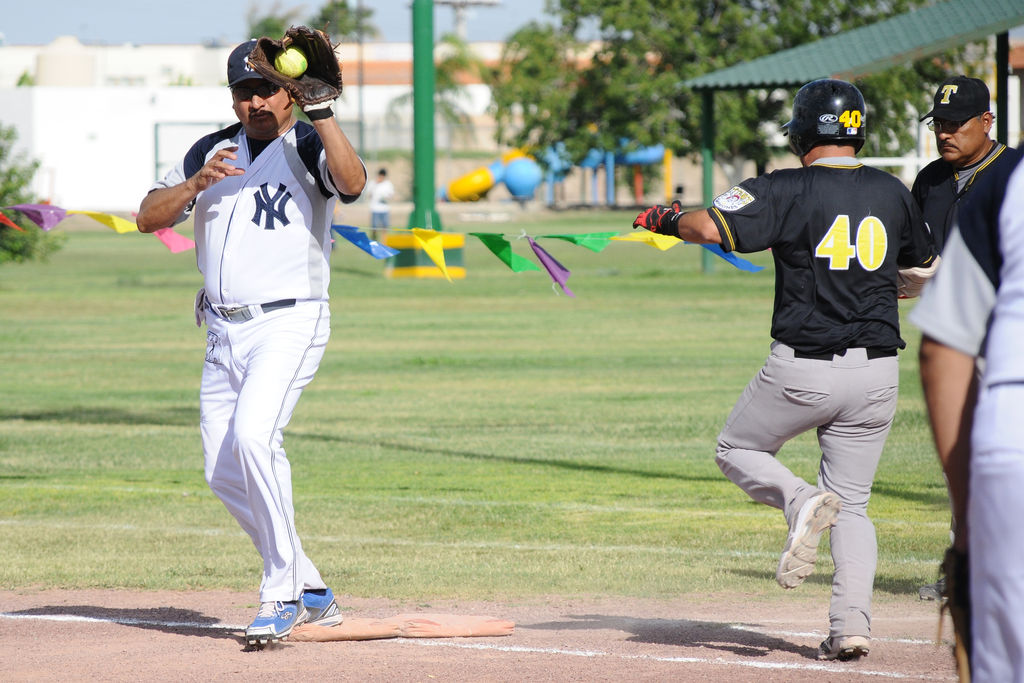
top-left (911, 76), bottom-right (1020, 602)
top-left (912, 75), bottom-right (1020, 254)
top-left (136, 38), bottom-right (366, 646)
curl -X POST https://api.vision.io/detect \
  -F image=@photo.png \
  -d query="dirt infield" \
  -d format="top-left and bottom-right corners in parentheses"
top-left (0, 589), bottom-right (957, 681)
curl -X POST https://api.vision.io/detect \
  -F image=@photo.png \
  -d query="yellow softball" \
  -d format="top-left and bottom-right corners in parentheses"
top-left (274, 46), bottom-right (308, 78)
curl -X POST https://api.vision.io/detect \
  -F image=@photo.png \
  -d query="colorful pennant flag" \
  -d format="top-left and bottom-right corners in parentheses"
top-left (411, 228), bottom-right (453, 282)
top-left (1, 202), bottom-right (764, 289)
top-left (527, 237), bottom-right (574, 297)
top-left (700, 243), bottom-right (764, 273)
top-left (538, 232), bottom-right (618, 252)
top-left (331, 225), bottom-right (400, 259)
top-left (153, 228), bottom-right (196, 254)
top-left (468, 232), bottom-right (540, 272)
top-left (66, 210), bottom-right (138, 234)
top-left (7, 203), bottom-right (67, 230)
top-left (0, 212), bottom-right (25, 231)
top-left (610, 232), bottom-right (683, 251)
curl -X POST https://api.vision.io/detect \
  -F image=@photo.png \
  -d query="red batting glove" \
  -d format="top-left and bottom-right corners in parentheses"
top-left (632, 201), bottom-right (684, 236)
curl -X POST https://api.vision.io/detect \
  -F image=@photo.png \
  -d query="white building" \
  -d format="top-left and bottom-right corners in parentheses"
top-left (0, 37), bottom-right (499, 211)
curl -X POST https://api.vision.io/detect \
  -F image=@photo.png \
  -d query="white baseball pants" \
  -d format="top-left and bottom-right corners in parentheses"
top-left (200, 300), bottom-right (330, 603)
top-left (970, 382), bottom-right (1024, 683)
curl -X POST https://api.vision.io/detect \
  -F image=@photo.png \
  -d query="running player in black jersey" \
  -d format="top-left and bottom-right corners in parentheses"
top-left (633, 79), bottom-right (937, 661)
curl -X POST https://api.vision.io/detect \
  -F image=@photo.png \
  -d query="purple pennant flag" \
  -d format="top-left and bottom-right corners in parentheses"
top-left (527, 237), bottom-right (574, 297)
top-left (7, 204), bottom-right (68, 231)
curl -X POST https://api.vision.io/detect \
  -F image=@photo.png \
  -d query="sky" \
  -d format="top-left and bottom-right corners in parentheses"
top-left (0, 0), bottom-right (554, 47)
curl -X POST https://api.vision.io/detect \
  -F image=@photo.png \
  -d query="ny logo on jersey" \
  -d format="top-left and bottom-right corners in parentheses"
top-left (252, 183), bottom-right (292, 230)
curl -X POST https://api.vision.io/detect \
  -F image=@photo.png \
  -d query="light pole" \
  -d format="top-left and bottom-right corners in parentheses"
top-left (357, 0), bottom-right (365, 155)
top-left (434, 0), bottom-right (501, 41)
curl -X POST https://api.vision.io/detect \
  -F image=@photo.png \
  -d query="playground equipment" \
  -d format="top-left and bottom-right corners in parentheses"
top-left (564, 141), bottom-right (667, 206)
top-left (439, 141), bottom-right (669, 207)
top-left (439, 150), bottom-right (543, 202)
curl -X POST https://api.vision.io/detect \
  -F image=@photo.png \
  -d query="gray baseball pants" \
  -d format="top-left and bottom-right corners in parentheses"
top-left (715, 341), bottom-right (899, 639)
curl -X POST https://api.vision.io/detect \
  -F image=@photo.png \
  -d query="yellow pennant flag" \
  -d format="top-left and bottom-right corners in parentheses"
top-left (610, 232), bottom-right (683, 251)
top-left (67, 210), bottom-right (138, 234)
top-left (411, 228), bottom-right (453, 282)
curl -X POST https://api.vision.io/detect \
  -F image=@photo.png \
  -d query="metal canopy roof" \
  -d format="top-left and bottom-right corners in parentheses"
top-left (685, 0), bottom-right (1024, 91)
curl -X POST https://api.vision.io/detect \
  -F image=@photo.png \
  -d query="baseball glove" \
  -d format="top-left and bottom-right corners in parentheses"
top-left (938, 546), bottom-right (971, 681)
top-left (248, 26), bottom-right (343, 112)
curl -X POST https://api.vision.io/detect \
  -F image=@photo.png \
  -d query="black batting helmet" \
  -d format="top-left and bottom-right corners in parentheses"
top-left (783, 79), bottom-right (866, 156)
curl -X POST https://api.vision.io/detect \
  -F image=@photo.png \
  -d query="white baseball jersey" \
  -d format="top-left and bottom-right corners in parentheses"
top-left (152, 121), bottom-right (361, 306)
top-left (911, 151), bottom-right (1024, 682)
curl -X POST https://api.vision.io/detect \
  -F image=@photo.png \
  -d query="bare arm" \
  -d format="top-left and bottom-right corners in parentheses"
top-left (919, 335), bottom-right (977, 551)
top-left (675, 209), bottom-right (722, 244)
top-left (311, 118), bottom-right (366, 198)
top-left (136, 146), bottom-right (243, 233)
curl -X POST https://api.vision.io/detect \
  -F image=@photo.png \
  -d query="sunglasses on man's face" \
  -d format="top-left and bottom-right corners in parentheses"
top-left (926, 116), bottom-right (980, 134)
top-left (231, 83), bottom-right (282, 101)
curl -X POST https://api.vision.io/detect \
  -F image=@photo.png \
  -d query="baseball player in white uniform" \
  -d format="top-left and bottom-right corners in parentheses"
top-left (913, 148), bottom-right (1024, 681)
top-left (136, 40), bottom-right (366, 646)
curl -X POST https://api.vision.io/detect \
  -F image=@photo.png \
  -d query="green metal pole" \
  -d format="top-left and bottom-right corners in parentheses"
top-left (700, 90), bottom-right (715, 274)
top-left (408, 0), bottom-right (441, 231)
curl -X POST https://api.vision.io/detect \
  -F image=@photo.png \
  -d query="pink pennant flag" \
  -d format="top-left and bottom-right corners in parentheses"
top-left (153, 227), bottom-right (196, 253)
top-left (7, 204), bottom-right (67, 231)
top-left (527, 237), bottom-right (574, 297)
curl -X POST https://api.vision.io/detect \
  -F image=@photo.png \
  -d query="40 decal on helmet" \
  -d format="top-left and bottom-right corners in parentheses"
top-left (783, 79), bottom-right (866, 156)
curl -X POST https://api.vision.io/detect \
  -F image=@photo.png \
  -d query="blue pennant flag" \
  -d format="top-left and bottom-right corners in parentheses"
top-left (331, 225), bottom-right (399, 259)
top-left (699, 243), bottom-right (763, 272)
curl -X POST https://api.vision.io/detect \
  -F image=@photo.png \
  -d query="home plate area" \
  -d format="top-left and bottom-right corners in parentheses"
top-left (0, 589), bottom-right (957, 681)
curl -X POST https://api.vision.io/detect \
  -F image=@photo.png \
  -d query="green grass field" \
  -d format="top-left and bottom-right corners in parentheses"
top-left (0, 210), bottom-right (949, 604)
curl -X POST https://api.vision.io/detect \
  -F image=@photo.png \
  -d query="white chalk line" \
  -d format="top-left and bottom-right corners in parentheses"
top-left (0, 612), bottom-right (244, 630)
top-left (0, 612), bottom-right (952, 679)
top-left (402, 639), bottom-right (950, 679)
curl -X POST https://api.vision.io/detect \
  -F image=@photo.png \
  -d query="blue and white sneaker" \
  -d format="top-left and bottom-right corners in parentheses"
top-left (302, 588), bottom-right (344, 628)
top-left (245, 600), bottom-right (308, 646)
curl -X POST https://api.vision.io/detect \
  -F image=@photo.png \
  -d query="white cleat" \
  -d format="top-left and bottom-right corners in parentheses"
top-left (776, 491), bottom-right (841, 589)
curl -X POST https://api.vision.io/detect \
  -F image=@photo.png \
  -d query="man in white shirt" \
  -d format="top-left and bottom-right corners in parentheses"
top-left (136, 39), bottom-right (366, 647)
top-left (368, 167), bottom-right (395, 239)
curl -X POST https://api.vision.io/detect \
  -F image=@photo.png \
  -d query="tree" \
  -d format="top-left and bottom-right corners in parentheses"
top-left (246, 1), bottom-right (304, 39)
top-left (0, 124), bottom-right (65, 264)
top-left (309, 1), bottom-right (379, 42)
top-left (248, 1), bottom-right (380, 42)
top-left (491, 0), bottom-right (974, 180)
top-left (490, 23), bottom-right (584, 159)
top-left (387, 33), bottom-right (489, 141)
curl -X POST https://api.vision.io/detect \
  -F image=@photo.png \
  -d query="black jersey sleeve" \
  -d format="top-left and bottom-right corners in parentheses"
top-left (707, 174), bottom-right (781, 253)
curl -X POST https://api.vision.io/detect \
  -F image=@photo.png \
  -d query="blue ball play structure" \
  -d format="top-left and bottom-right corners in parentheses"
top-left (543, 140), bottom-right (665, 206)
top-left (503, 157), bottom-right (544, 199)
top-left (438, 139), bottom-right (665, 206)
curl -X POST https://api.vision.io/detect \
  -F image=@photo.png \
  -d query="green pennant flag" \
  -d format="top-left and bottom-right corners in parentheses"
top-left (469, 233), bottom-right (541, 272)
top-left (538, 232), bottom-right (619, 252)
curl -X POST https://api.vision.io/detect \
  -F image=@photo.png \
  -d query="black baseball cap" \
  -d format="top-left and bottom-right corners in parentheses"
top-left (919, 76), bottom-right (990, 122)
top-left (227, 39), bottom-right (263, 86)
